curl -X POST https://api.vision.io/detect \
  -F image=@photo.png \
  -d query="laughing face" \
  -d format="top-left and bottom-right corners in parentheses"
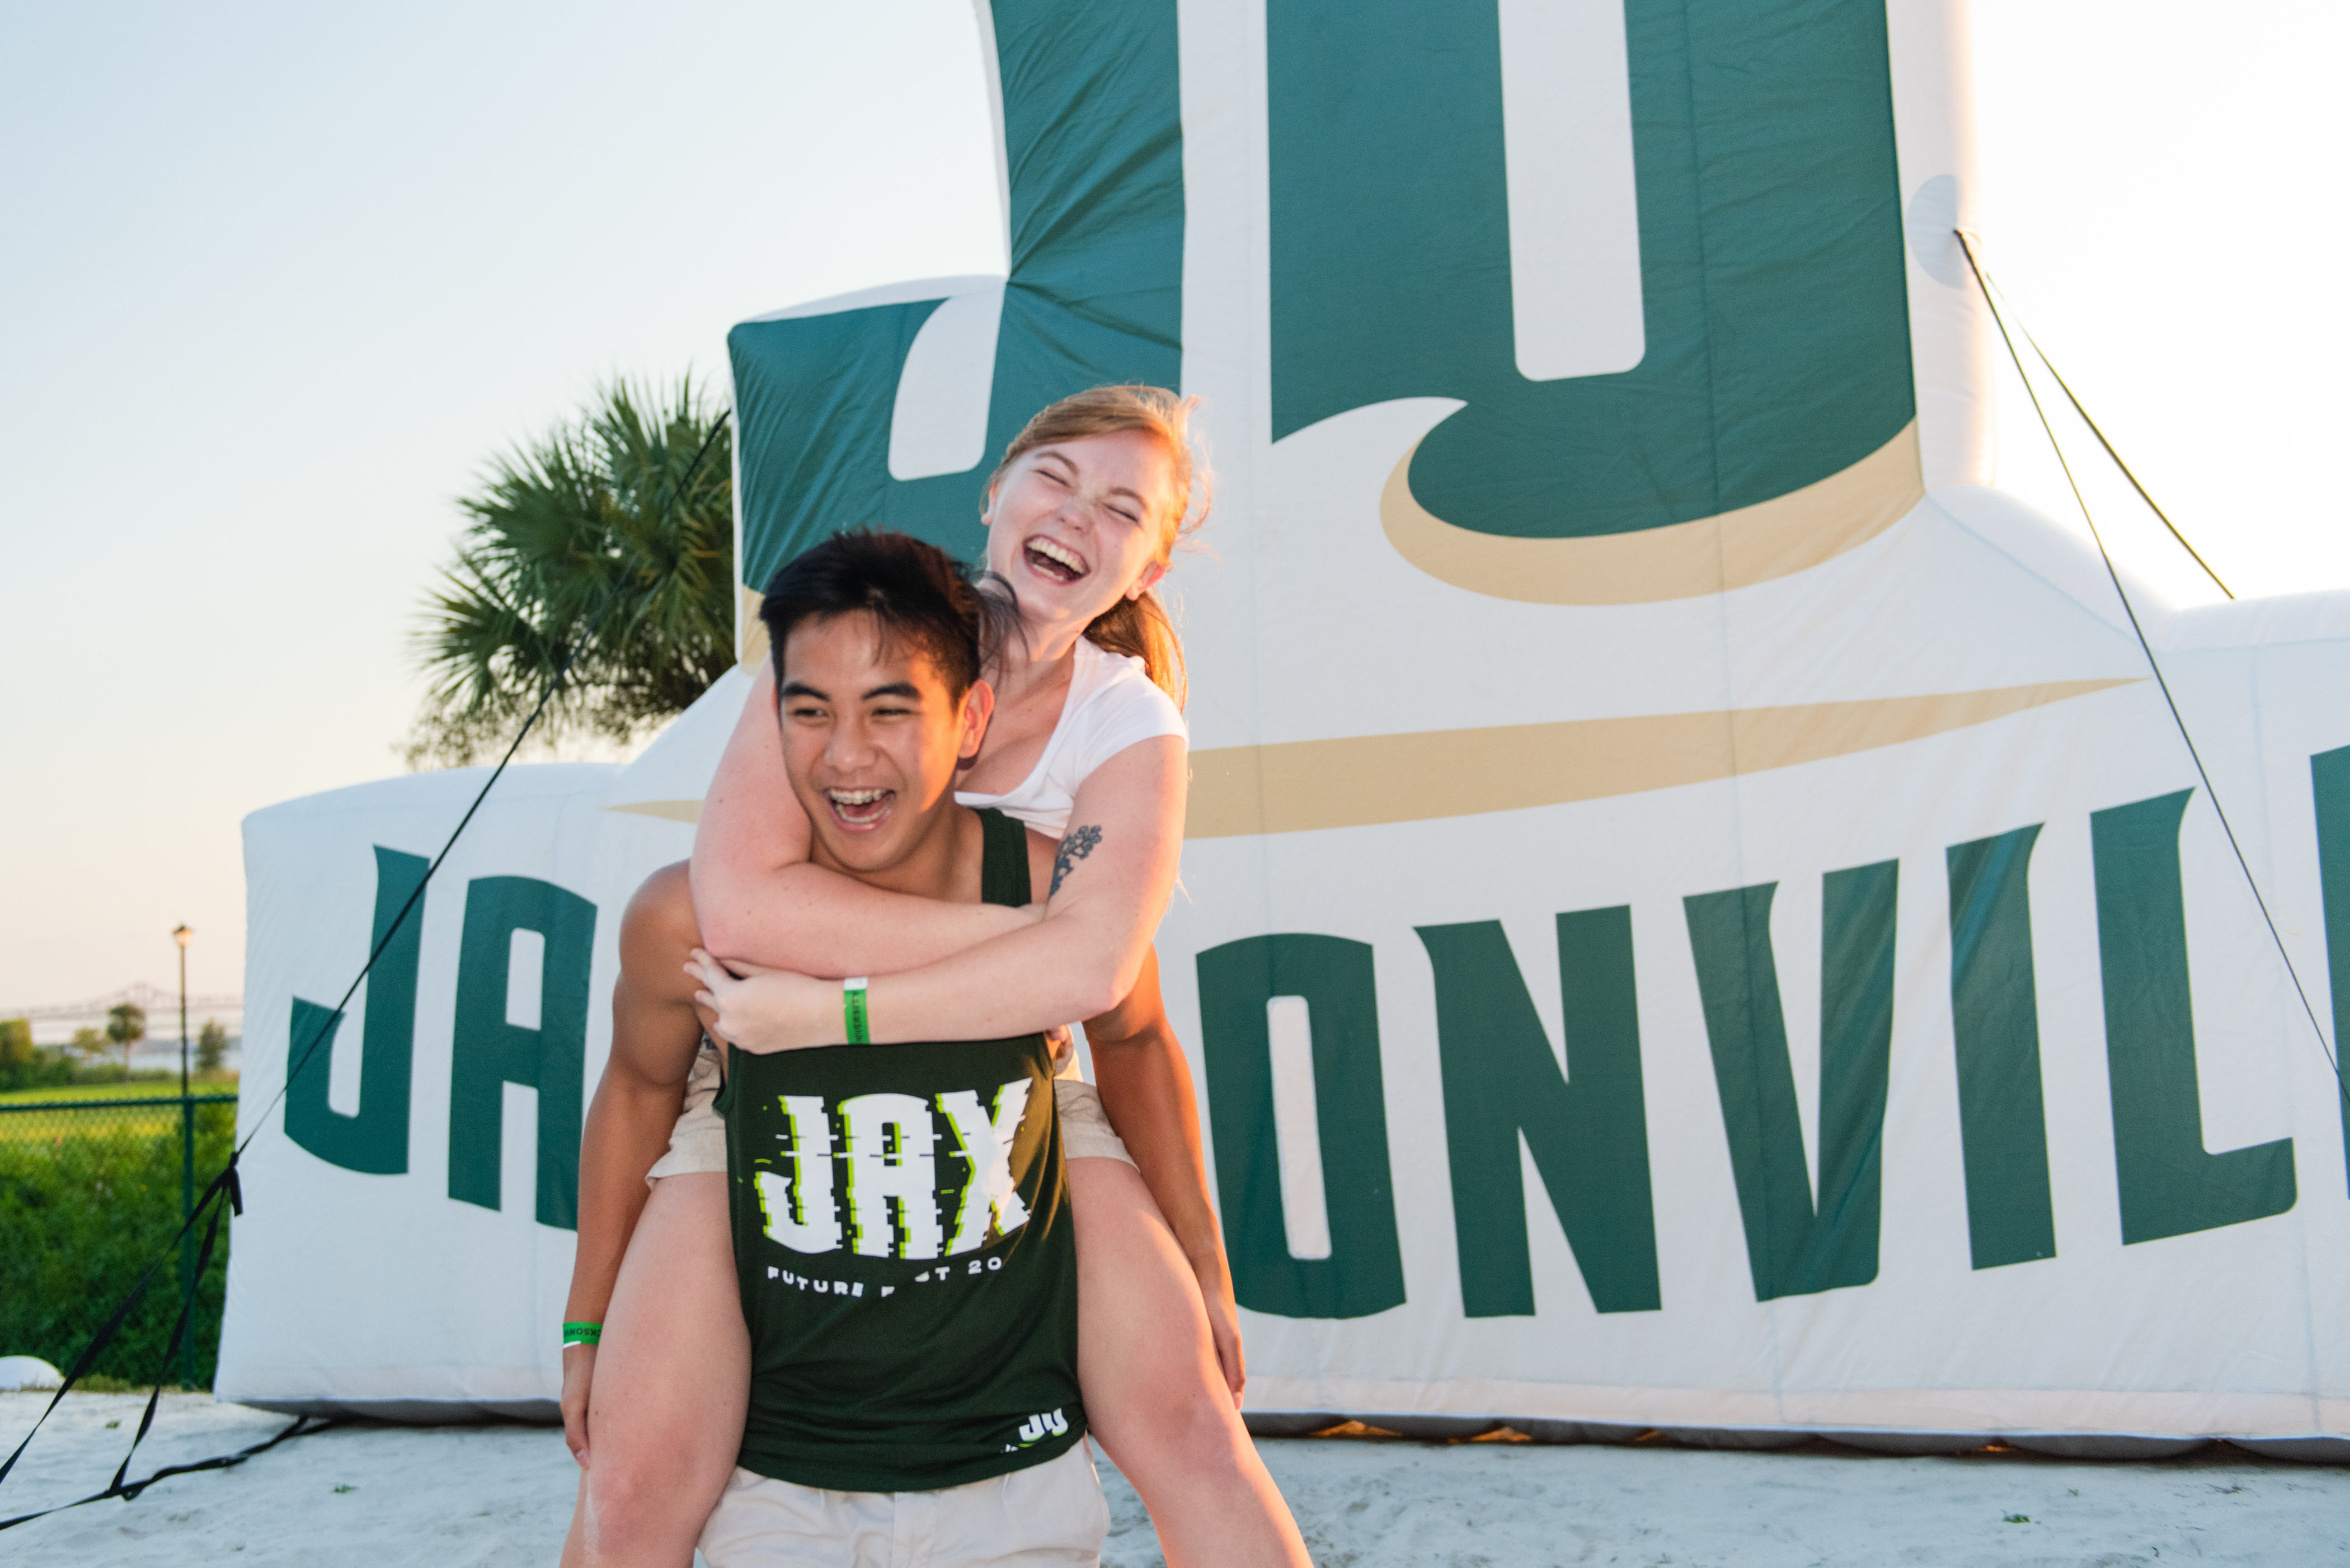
top-left (774, 611), bottom-right (992, 885)
top-left (981, 428), bottom-right (1176, 625)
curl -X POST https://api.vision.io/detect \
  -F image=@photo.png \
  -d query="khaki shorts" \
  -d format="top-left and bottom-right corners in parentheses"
top-left (644, 1037), bottom-right (728, 1183)
top-left (646, 1040), bottom-right (1132, 1185)
top-left (697, 1439), bottom-right (1108, 1567)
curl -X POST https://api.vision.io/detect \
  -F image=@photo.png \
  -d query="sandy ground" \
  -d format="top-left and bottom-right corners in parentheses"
top-left (3, 1393), bottom-right (2345, 1565)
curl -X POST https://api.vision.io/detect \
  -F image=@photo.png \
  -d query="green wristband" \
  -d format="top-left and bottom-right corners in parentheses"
top-left (561, 1321), bottom-right (601, 1347)
top-left (843, 977), bottom-right (871, 1045)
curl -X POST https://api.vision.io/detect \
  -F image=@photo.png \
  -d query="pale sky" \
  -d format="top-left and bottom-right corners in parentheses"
top-left (3, 1), bottom-right (2344, 1009)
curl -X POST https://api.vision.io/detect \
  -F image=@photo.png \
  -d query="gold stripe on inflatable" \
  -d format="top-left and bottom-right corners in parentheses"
top-left (1381, 420), bottom-right (1925, 605)
top-left (1184, 679), bottom-right (2137, 839)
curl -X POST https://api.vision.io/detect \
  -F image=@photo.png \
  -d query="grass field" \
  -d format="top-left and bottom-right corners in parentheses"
top-left (0, 1081), bottom-right (238, 1144)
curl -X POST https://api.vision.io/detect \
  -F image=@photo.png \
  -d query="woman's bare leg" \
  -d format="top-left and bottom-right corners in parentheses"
top-left (1069, 1157), bottom-right (1312, 1567)
top-left (564, 1172), bottom-right (748, 1568)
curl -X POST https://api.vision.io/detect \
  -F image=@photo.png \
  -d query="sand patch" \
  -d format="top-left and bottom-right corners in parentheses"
top-left (6, 1395), bottom-right (2344, 1566)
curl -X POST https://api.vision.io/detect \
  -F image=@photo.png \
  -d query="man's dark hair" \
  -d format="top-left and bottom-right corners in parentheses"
top-left (760, 529), bottom-right (988, 698)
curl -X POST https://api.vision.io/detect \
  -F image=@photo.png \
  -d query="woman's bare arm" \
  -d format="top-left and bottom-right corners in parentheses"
top-left (701, 736), bottom-right (1186, 1050)
top-left (691, 663), bottom-right (1034, 974)
top-left (1084, 947), bottom-right (1244, 1399)
top-left (862, 734), bottom-right (1185, 1032)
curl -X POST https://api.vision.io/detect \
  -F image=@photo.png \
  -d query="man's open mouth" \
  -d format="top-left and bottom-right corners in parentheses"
top-left (825, 787), bottom-right (895, 830)
top-left (1023, 535), bottom-right (1089, 585)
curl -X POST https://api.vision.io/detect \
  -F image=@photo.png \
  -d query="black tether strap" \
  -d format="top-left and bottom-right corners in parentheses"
top-left (1955, 229), bottom-right (2341, 1086)
top-left (1, 1416), bottom-right (341, 1532)
top-left (0, 408), bottom-right (732, 1524)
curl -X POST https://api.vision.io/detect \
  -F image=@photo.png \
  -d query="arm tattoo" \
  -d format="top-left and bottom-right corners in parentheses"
top-left (1050, 824), bottom-right (1104, 897)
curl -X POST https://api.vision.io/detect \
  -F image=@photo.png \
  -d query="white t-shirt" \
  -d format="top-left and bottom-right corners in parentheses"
top-left (956, 635), bottom-right (1187, 837)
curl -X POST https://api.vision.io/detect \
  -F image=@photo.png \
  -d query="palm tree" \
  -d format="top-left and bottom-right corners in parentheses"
top-left (404, 378), bottom-right (735, 767)
top-left (105, 1002), bottom-right (146, 1077)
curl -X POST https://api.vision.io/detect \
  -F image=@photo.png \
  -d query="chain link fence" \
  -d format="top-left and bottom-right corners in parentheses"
top-left (0, 1093), bottom-right (237, 1388)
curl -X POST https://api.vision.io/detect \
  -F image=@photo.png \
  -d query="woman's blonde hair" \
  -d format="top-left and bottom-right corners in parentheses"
top-left (986, 384), bottom-right (1207, 709)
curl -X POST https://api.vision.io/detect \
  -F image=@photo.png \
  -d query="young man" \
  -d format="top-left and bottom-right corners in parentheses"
top-left (570, 531), bottom-right (1163, 1565)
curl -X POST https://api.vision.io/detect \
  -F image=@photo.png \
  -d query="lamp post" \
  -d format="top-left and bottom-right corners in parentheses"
top-left (172, 924), bottom-right (194, 1387)
top-left (174, 925), bottom-right (191, 1097)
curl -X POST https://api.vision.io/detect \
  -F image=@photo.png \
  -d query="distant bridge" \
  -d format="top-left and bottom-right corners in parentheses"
top-left (6, 983), bottom-right (245, 1044)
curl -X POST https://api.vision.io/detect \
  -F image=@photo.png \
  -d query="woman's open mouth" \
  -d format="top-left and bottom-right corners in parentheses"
top-left (825, 787), bottom-right (895, 831)
top-left (1023, 535), bottom-right (1089, 585)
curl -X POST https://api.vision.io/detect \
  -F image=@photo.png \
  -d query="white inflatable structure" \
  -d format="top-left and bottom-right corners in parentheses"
top-left (223, 0), bottom-right (2348, 1458)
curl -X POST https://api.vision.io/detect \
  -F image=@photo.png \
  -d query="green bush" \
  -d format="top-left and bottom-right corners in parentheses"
top-left (0, 1051), bottom-right (74, 1093)
top-left (0, 1103), bottom-right (235, 1387)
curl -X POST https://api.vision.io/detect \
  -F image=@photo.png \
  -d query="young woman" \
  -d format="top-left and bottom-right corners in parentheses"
top-left (562, 387), bottom-right (1312, 1567)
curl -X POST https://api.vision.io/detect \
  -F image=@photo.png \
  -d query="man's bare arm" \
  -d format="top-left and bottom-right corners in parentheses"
top-left (561, 863), bottom-right (710, 1461)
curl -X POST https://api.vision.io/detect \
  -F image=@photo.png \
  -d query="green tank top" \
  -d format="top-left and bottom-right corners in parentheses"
top-left (716, 807), bottom-right (1084, 1493)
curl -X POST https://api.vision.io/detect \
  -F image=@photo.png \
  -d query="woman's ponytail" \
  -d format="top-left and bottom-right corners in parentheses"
top-left (1083, 590), bottom-right (1185, 712)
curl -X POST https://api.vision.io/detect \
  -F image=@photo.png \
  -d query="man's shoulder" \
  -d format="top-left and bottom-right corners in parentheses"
top-left (621, 861), bottom-right (698, 953)
top-left (959, 802), bottom-right (1056, 901)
